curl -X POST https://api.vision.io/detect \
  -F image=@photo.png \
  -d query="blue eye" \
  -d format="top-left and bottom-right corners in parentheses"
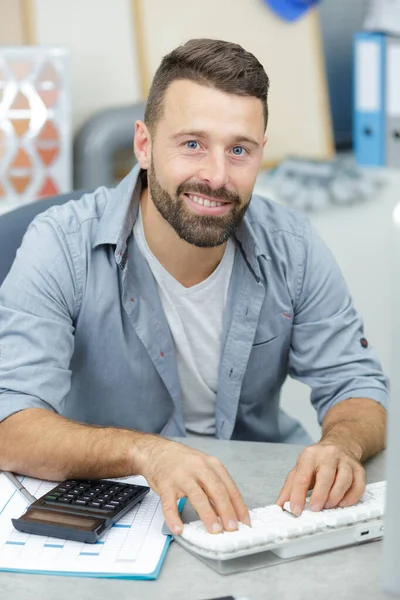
top-left (186, 140), bottom-right (200, 150)
top-left (232, 146), bottom-right (246, 156)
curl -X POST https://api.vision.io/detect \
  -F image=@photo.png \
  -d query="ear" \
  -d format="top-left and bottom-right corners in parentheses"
top-left (262, 135), bottom-right (268, 149)
top-left (134, 120), bottom-right (152, 169)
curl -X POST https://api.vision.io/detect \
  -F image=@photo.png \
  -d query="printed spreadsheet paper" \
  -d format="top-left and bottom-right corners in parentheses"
top-left (0, 472), bottom-right (175, 579)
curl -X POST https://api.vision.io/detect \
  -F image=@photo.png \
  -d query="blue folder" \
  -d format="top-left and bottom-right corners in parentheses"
top-left (353, 32), bottom-right (386, 166)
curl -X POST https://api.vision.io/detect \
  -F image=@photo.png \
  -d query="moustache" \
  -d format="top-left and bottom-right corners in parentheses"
top-left (176, 182), bottom-right (240, 205)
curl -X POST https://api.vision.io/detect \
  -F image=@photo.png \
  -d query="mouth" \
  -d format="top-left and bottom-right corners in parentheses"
top-left (184, 193), bottom-right (233, 216)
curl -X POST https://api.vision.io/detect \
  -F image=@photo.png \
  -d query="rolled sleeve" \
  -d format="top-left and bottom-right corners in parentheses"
top-left (288, 220), bottom-right (389, 425)
top-left (0, 215), bottom-right (81, 422)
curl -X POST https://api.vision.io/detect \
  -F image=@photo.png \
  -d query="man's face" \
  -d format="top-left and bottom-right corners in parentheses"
top-left (146, 80), bottom-right (266, 248)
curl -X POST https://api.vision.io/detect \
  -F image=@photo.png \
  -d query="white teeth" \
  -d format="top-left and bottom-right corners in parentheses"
top-left (189, 195), bottom-right (224, 208)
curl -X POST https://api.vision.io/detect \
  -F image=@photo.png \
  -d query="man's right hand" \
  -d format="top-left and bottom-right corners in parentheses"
top-left (135, 437), bottom-right (250, 535)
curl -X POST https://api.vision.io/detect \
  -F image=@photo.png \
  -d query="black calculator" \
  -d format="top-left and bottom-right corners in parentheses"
top-left (12, 479), bottom-right (150, 543)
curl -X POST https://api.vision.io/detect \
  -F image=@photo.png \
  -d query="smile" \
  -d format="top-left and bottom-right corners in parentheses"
top-left (185, 193), bottom-right (231, 208)
top-left (183, 193), bottom-right (233, 216)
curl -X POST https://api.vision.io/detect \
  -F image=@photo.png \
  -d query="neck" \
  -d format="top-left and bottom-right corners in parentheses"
top-left (139, 188), bottom-right (227, 288)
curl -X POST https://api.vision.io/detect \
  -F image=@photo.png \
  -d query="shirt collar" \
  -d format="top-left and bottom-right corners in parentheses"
top-left (93, 163), bottom-right (266, 277)
top-left (92, 163), bottom-right (143, 265)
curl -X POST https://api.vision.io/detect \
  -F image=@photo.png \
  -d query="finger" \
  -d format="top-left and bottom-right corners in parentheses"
top-left (186, 483), bottom-right (223, 534)
top-left (210, 460), bottom-right (250, 526)
top-left (308, 463), bottom-right (338, 512)
top-left (289, 458), bottom-right (316, 516)
top-left (161, 489), bottom-right (184, 535)
top-left (323, 465), bottom-right (354, 509)
top-left (200, 467), bottom-right (241, 531)
top-left (338, 466), bottom-right (366, 507)
top-left (276, 470), bottom-right (295, 507)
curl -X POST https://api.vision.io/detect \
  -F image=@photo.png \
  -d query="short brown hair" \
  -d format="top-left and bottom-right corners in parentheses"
top-left (144, 38), bottom-right (270, 134)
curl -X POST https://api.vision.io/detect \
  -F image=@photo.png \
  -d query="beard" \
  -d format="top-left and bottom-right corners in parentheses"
top-left (147, 162), bottom-right (251, 248)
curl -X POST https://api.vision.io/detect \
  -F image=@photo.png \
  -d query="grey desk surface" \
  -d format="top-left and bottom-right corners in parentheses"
top-left (0, 438), bottom-right (391, 600)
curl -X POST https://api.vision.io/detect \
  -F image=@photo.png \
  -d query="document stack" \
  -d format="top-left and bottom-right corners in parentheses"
top-left (353, 31), bottom-right (400, 167)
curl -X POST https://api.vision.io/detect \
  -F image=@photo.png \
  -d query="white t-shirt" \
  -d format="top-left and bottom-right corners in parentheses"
top-left (134, 208), bottom-right (235, 435)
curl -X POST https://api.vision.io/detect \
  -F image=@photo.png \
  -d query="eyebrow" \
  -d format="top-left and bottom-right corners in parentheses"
top-left (170, 129), bottom-right (261, 147)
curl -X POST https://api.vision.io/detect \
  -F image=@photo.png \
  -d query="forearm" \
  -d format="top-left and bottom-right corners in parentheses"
top-left (320, 397), bottom-right (387, 462)
top-left (0, 408), bottom-right (161, 480)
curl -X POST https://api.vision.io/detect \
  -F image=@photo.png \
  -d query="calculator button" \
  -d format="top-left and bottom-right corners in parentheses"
top-left (126, 491), bottom-right (139, 498)
top-left (104, 504), bottom-right (117, 510)
top-left (74, 499), bottom-right (88, 505)
top-left (57, 498), bottom-right (71, 504)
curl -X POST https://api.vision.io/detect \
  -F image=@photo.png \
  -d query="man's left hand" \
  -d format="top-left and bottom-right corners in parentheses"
top-left (276, 442), bottom-right (366, 516)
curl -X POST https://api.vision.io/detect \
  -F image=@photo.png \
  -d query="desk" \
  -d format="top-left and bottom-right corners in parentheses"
top-left (0, 438), bottom-right (390, 600)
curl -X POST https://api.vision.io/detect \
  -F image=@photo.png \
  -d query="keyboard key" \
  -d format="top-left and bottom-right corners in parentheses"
top-left (178, 481), bottom-right (386, 561)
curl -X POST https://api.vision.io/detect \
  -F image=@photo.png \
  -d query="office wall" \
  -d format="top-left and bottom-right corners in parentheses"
top-left (33, 0), bottom-right (141, 133)
top-left (31, 0), bottom-right (369, 147)
top-left (0, 0), bottom-right (31, 44)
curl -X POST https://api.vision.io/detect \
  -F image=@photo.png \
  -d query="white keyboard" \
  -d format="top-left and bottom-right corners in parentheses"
top-left (175, 481), bottom-right (385, 562)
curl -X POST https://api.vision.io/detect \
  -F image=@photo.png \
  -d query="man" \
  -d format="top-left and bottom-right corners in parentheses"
top-left (0, 39), bottom-right (387, 537)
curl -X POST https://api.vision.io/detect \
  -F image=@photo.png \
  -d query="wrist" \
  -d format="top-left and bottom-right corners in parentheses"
top-left (319, 433), bottom-right (363, 462)
top-left (128, 431), bottom-right (172, 476)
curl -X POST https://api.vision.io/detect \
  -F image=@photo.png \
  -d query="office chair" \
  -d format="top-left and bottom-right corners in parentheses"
top-left (0, 191), bottom-right (85, 286)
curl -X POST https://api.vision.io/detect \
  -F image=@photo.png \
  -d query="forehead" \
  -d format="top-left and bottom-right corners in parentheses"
top-left (158, 79), bottom-right (264, 137)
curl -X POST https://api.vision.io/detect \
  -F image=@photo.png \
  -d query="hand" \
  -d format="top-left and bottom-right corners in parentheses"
top-left (136, 437), bottom-right (250, 535)
top-left (276, 442), bottom-right (366, 516)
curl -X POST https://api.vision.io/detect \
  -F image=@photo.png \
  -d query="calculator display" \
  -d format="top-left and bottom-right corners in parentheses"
top-left (25, 508), bottom-right (99, 529)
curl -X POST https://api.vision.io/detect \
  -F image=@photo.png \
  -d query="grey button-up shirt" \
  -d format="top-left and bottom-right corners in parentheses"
top-left (0, 166), bottom-right (389, 445)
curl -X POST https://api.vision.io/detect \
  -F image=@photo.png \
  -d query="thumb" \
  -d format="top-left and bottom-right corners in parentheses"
top-left (161, 490), bottom-right (183, 535)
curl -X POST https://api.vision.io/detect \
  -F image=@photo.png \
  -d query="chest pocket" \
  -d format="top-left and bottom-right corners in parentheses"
top-left (252, 312), bottom-right (293, 348)
top-left (240, 312), bottom-right (293, 404)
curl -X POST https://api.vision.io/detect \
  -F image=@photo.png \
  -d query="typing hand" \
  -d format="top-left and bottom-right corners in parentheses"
top-left (275, 442), bottom-right (366, 516)
top-left (137, 438), bottom-right (250, 535)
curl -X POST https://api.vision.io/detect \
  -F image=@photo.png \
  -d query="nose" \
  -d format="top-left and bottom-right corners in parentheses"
top-left (197, 151), bottom-right (229, 190)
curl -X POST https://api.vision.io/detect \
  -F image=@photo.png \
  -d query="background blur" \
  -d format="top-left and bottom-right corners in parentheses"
top-left (0, 0), bottom-right (367, 144)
